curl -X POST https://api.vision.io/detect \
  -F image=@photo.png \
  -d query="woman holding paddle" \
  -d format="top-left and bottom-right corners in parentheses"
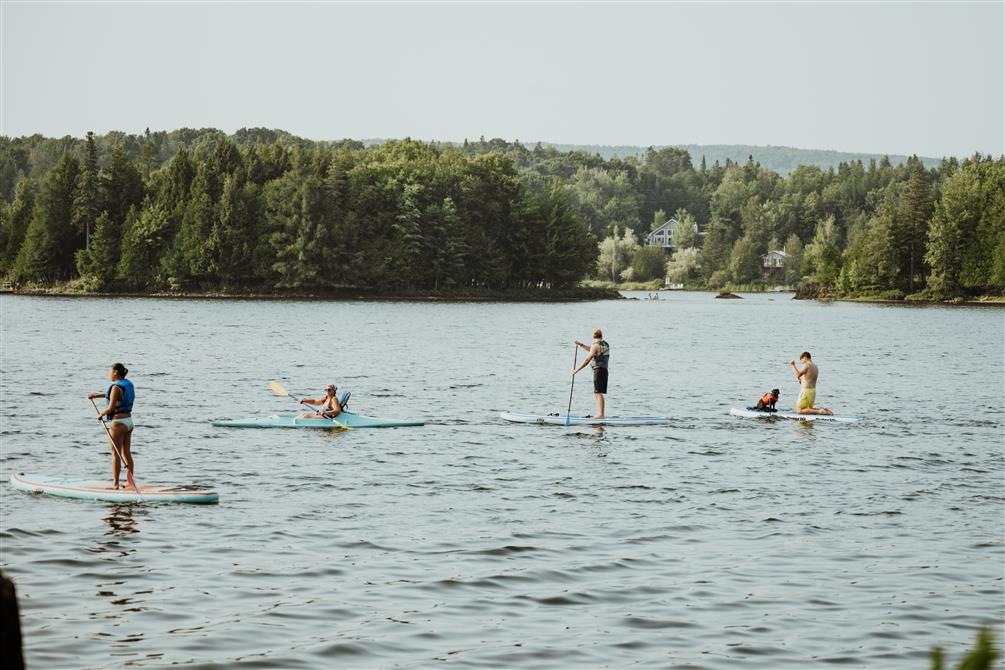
top-left (298, 384), bottom-right (344, 419)
top-left (87, 363), bottom-right (136, 490)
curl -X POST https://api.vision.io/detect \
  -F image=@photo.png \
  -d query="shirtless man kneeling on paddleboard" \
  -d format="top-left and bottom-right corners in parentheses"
top-left (790, 352), bottom-right (833, 415)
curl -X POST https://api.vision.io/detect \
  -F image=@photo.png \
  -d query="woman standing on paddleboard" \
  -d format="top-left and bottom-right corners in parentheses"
top-left (87, 363), bottom-right (135, 489)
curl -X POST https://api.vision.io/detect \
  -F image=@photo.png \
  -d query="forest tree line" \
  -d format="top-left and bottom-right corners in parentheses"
top-left (0, 129), bottom-right (1002, 298)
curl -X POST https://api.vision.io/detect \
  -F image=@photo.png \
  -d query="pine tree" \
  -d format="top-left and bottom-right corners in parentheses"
top-left (392, 183), bottom-right (424, 288)
top-left (925, 167), bottom-right (980, 296)
top-left (100, 144), bottom-right (144, 232)
top-left (211, 172), bottom-right (255, 285)
top-left (896, 159), bottom-right (932, 291)
top-left (170, 167), bottom-right (216, 284)
top-left (1, 178), bottom-right (35, 272)
top-left (73, 131), bottom-right (100, 249)
top-left (75, 211), bottom-right (119, 285)
top-left (11, 214), bottom-right (53, 282)
top-left (424, 197), bottom-right (466, 290)
top-left (542, 182), bottom-right (596, 288)
top-left (117, 204), bottom-right (170, 287)
top-left (12, 152), bottom-right (80, 280)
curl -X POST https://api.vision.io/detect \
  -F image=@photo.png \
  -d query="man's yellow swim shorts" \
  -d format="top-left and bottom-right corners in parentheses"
top-left (797, 388), bottom-right (817, 409)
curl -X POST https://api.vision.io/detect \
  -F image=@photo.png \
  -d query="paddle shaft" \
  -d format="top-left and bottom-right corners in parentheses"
top-left (90, 397), bottom-right (138, 492)
top-left (566, 345), bottom-right (578, 426)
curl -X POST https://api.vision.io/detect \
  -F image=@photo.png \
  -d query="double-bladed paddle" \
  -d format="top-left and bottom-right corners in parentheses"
top-left (268, 380), bottom-right (350, 431)
top-left (90, 397), bottom-right (140, 493)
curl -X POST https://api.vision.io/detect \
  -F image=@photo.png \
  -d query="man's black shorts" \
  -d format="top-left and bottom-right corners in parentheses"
top-left (592, 367), bottom-right (608, 394)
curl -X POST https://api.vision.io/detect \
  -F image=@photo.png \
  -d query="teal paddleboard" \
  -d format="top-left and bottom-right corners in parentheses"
top-left (10, 472), bottom-right (219, 504)
top-left (212, 410), bottom-right (423, 429)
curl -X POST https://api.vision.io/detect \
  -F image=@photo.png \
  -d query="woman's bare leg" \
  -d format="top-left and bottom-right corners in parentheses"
top-left (121, 428), bottom-right (134, 479)
top-left (108, 433), bottom-right (121, 488)
top-left (109, 423), bottom-right (133, 487)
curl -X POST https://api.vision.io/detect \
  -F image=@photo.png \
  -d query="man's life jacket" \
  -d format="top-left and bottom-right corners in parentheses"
top-left (592, 340), bottom-right (610, 369)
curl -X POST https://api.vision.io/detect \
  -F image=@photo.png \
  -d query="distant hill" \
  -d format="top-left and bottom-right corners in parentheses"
top-left (531, 143), bottom-right (944, 175)
top-left (360, 138), bottom-right (944, 176)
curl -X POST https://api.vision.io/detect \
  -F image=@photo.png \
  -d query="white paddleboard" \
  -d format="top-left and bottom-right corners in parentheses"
top-left (729, 407), bottom-right (863, 423)
top-left (10, 472), bottom-right (219, 504)
top-left (501, 412), bottom-right (670, 426)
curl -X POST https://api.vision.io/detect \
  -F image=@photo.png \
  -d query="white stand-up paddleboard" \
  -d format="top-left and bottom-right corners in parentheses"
top-left (501, 412), bottom-right (670, 426)
top-left (728, 407), bottom-right (863, 423)
top-left (10, 472), bottom-right (219, 504)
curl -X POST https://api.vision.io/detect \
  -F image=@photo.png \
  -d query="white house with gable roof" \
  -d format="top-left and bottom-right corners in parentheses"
top-left (645, 216), bottom-right (702, 256)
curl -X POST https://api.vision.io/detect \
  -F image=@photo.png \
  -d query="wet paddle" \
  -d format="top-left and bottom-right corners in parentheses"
top-left (90, 397), bottom-right (139, 493)
top-left (566, 345), bottom-right (578, 427)
top-left (268, 380), bottom-right (350, 431)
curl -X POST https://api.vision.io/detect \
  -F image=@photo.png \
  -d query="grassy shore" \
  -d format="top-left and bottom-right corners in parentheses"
top-left (1, 281), bottom-right (622, 303)
top-left (792, 281), bottom-right (1005, 305)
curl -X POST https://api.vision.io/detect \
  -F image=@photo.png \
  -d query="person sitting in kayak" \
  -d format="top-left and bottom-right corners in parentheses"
top-left (751, 389), bottom-right (780, 412)
top-left (298, 384), bottom-right (343, 419)
top-left (86, 363), bottom-right (135, 489)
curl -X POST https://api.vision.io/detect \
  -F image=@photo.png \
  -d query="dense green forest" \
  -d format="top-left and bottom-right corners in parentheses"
top-left (0, 129), bottom-right (1001, 299)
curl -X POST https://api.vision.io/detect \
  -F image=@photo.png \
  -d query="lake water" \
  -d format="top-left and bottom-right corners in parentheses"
top-left (1, 291), bottom-right (1003, 669)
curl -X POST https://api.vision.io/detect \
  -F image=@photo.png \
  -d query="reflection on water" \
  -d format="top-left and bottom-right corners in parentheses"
top-left (1, 292), bottom-right (1002, 669)
top-left (103, 504), bottom-right (141, 538)
top-left (86, 504), bottom-right (140, 558)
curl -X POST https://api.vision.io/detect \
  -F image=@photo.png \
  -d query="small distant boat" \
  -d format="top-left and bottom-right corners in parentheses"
top-left (501, 412), bottom-right (671, 426)
top-left (10, 472), bottom-right (219, 504)
top-left (728, 407), bottom-right (862, 423)
top-left (212, 410), bottom-right (423, 429)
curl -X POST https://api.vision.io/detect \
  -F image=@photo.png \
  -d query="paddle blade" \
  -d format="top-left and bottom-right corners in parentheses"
top-left (268, 380), bottom-right (289, 397)
top-left (126, 470), bottom-right (139, 494)
top-left (332, 420), bottom-right (351, 432)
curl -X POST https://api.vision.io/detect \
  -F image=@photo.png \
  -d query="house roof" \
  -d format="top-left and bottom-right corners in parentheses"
top-left (647, 217), bottom-right (680, 237)
top-left (761, 250), bottom-right (788, 259)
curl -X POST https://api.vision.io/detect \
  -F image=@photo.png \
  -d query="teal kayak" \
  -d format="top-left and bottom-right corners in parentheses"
top-left (729, 407), bottom-right (863, 423)
top-left (501, 412), bottom-right (670, 426)
top-left (212, 411), bottom-right (424, 429)
top-left (10, 472), bottom-right (219, 504)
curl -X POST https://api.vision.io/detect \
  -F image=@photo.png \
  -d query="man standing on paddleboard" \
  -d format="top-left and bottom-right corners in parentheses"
top-left (790, 352), bottom-right (833, 415)
top-left (573, 328), bottom-right (610, 419)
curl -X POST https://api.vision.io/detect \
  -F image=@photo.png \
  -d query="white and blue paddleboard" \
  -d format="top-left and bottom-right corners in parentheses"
top-left (501, 412), bottom-right (671, 426)
top-left (10, 472), bottom-right (219, 504)
top-left (729, 407), bottom-right (863, 423)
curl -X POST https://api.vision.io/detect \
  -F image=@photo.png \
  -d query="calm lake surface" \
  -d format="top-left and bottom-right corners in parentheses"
top-left (2, 291), bottom-right (1003, 669)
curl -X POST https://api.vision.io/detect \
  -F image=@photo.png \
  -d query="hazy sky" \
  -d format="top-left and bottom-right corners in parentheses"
top-left (2, 1), bottom-right (1002, 157)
